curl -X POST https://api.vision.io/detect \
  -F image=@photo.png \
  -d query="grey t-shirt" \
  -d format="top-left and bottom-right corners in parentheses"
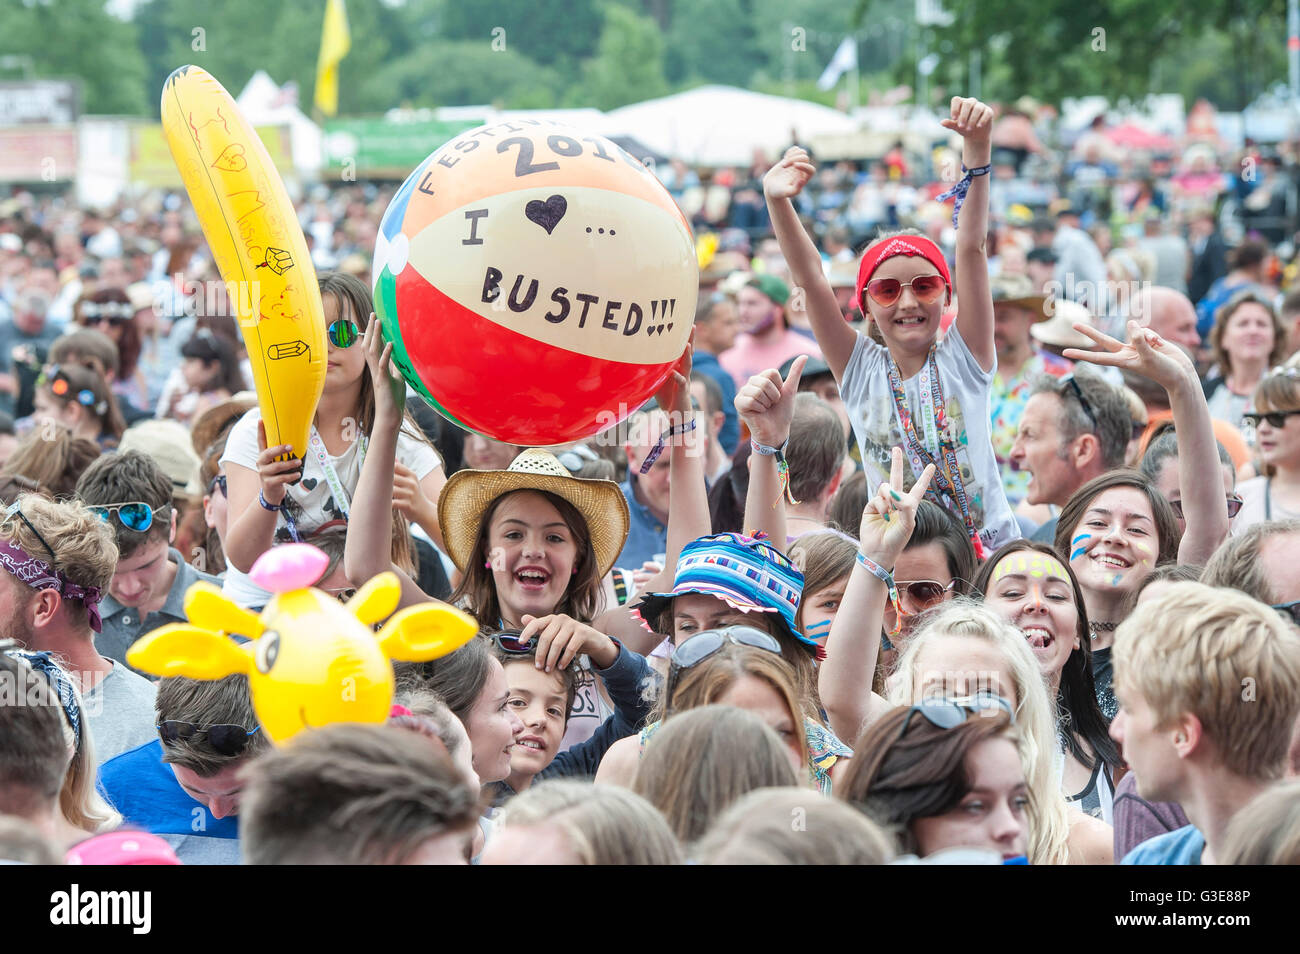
top-left (83, 663), bottom-right (158, 767)
top-left (96, 548), bottom-right (220, 673)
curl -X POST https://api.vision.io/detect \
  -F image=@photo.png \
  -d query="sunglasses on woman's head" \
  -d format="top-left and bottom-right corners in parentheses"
top-left (1243, 409), bottom-right (1300, 429)
top-left (670, 625), bottom-right (782, 671)
top-left (493, 630), bottom-right (537, 654)
top-left (862, 275), bottom-right (947, 307)
top-left (1274, 600), bottom-right (1300, 627)
top-left (327, 319), bottom-right (360, 348)
top-left (208, 474), bottom-right (227, 498)
top-left (89, 501), bottom-right (168, 533)
top-left (895, 691), bottom-right (1015, 742)
top-left (156, 721), bottom-right (259, 756)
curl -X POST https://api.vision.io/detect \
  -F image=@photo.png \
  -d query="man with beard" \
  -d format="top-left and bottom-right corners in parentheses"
top-left (720, 274), bottom-right (822, 389)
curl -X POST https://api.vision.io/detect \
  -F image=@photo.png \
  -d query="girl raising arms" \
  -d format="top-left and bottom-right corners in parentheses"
top-left (764, 97), bottom-right (1017, 558)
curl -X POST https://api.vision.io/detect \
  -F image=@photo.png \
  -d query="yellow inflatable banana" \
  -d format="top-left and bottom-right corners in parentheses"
top-left (161, 65), bottom-right (326, 462)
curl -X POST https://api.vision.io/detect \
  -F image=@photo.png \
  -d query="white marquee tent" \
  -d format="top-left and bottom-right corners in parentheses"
top-left (604, 85), bottom-right (861, 167)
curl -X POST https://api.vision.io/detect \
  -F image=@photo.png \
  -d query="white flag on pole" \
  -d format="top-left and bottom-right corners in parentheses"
top-left (817, 37), bottom-right (858, 91)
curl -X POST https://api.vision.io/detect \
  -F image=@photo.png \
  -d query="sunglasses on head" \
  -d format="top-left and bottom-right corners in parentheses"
top-left (1243, 409), bottom-right (1300, 429)
top-left (1061, 374), bottom-right (1098, 432)
top-left (493, 630), bottom-right (537, 654)
top-left (1273, 600), bottom-right (1300, 627)
top-left (896, 691), bottom-right (1015, 742)
top-left (89, 501), bottom-right (168, 533)
top-left (327, 319), bottom-right (360, 349)
top-left (862, 275), bottom-right (948, 308)
top-left (670, 625), bottom-right (782, 671)
top-left (556, 445), bottom-right (599, 474)
top-left (156, 721), bottom-right (259, 756)
top-left (41, 367), bottom-right (101, 409)
top-left (1168, 494), bottom-right (1243, 520)
top-left (208, 474), bottom-right (227, 498)
top-left (322, 585), bottom-right (357, 603)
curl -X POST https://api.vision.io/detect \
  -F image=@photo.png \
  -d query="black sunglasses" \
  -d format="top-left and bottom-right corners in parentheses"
top-left (157, 721), bottom-right (259, 756)
top-left (1243, 409), bottom-right (1300, 429)
top-left (1168, 494), bottom-right (1244, 520)
top-left (1274, 600), bottom-right (1300, 627)
top-left (896, 692), bottom-right (1015, 742)
top-left (208, 474), bottom-right (227, 498)
top-left (1061, 375), bottom-right (1098, 432)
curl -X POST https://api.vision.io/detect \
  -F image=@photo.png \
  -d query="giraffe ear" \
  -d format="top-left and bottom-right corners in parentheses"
top-left (346, 572), bottom-right (401, 626)
top-left (376, 603), bottom-right (478, 663)
top-left (127, 625), bottom-right (253, 679)
top-left (184, 581), bottom-right (264, 639)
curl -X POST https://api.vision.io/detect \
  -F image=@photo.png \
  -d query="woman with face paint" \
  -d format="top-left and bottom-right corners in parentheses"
top-left (1054, 320), bottom-right (1229, 721)
top-left (973, 541), bottom-right (1121, 822)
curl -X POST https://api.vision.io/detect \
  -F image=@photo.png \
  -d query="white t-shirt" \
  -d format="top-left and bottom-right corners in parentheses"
top-left (220, 407), bottom-right (442, 607)
top-left (838, 323), bottom-right (1020, 553)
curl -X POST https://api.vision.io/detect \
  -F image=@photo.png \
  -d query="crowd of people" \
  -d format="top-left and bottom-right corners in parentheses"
top-left (1, 93), bottom-right (1299, 867)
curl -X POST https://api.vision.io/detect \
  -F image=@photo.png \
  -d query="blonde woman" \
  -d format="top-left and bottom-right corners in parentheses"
top-left (886, 602), bottom-right (1110, 864)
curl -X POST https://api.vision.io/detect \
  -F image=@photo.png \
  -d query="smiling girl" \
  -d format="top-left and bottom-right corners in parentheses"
top-left (973, 540), bottom-right (1121, 820)
top-left (764, 96), bottom-right (1016, 558)
top-left (1052, 319), bottom-right (1230, 719)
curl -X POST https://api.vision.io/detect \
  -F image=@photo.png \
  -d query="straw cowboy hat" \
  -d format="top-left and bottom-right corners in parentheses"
top-left (989, 272), bottom-right (1048, 319)
top-left (1030, 298), bottom-right (1096, 350)
top-left (437, 448), bottom-right (630, 577)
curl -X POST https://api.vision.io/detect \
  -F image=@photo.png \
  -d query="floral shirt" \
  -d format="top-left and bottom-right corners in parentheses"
top-left (990, 349), bottom-right (1072, 508)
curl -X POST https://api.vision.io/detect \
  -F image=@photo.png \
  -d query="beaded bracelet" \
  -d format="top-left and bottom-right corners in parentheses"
top-left (856, 550), bottom-right (904, 641)
top-left (751, 438), bottom-right (799, 508)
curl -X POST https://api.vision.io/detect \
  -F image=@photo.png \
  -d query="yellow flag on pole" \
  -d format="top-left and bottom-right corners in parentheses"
top-left (314, 0), bottom-right (351, 117)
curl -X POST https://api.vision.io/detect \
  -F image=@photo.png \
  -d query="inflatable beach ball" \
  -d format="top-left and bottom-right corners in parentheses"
top-left (372, 120), bottom-right (697, 446)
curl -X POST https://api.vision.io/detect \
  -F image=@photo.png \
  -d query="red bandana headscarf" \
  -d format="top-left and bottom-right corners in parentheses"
top-left (855, 235), bottom-right (952, 310)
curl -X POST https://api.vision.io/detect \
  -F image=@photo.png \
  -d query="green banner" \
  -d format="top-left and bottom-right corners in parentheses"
top-left (322, 117), bottom-right (481, 175)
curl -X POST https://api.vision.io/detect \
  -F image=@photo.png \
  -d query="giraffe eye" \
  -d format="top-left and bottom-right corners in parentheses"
top-left (255, 631), bottom-right (280, 674)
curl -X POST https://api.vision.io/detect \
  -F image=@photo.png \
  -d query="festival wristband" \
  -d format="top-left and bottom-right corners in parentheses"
top-left (639, 415), bottom-right (698, 474)
top-left (856, 550), bottom-right (904, 641)
top-left (751, 438), bottom-right (799, 508)
top-left (258, 490), bottom-right (301, 543)
top-left (936, 162), bottom-right (992, 229)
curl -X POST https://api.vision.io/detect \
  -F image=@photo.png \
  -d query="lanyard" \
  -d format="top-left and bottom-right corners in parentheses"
top-left (885, 347), bottom-right (987, 560)
top-left (307, 426), bottom-right (368, 520)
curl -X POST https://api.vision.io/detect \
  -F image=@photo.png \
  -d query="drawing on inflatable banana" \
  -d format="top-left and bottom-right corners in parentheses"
top-left (161, 65), bottom-right (326, 463)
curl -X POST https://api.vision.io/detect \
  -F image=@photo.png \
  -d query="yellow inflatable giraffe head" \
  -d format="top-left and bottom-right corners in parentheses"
top-left (127, 543), bottom-right (477, 743)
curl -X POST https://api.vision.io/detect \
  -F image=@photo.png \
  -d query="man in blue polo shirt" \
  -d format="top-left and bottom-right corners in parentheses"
top-left (100, 674), bottom-right (269, 865)
top-left (1112, 582), bottom-right (1300, 865)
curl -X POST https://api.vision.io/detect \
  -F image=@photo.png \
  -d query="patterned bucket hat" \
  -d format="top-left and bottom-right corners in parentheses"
top-left (634, 532), bottom-right (816, 655)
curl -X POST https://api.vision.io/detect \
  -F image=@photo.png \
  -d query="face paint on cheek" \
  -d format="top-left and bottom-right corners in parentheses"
top-left (1069, 534), bottom-right (1091, 563)
top-left (1112, 574), bottom-right (1123, 586)
top-left (1132, 539), bottom-right (1152, 566)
